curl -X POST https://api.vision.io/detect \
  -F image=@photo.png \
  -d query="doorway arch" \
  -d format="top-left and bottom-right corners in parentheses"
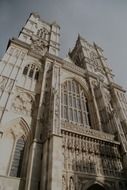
top-left (87, 184), bottom-right (106, 190)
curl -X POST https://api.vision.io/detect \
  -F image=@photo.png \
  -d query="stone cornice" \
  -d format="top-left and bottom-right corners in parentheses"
top-left (28, 50), bottom-right (44, 60)
top-left (61, 121), bottom-right (120, 144)
top-left (46, 53), bottom-right (112, 84)
top-left (77, 173), bottom-right (126, 181)
top-left (8, 38), bottom-right (46, 60)
top-left (7, 38), bottom-right (30, 51)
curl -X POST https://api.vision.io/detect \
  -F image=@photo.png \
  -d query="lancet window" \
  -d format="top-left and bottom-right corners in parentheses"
top-left (61, 79), bottom-right (91, 127)
top-left (10, 136), bottom-right (25, 177)
top-left (22, 64), bottom-right (39, 80)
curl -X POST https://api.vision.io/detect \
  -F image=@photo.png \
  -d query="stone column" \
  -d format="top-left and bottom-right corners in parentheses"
top-left (25, 61), bottom-right (51, 190)
top-left (25, 141), bottom-right (42, 190)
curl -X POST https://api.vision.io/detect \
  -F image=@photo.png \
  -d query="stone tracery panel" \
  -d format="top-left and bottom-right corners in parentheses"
top-left (61, 79), bottom-right (91, 128)
top-left (62, 129), bottom-right (123, 178)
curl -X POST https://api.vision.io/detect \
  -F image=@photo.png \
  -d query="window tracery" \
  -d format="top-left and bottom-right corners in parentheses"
top-left (37, 28), bottom-right (48, 39)
top-left (22, 64), bottom-right (39, 80)
top-left (23, 64), bottom-right (29, 75)
top-left (61, 80), bottom-right (90, 127)
top-left (90, 51), bottom-right (104, 74)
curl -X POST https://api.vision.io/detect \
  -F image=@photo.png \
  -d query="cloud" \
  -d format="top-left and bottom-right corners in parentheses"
top-left (0, 0), bottom-right (127, 89)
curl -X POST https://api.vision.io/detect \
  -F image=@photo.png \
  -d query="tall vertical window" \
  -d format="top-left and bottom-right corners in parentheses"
top-left (10, 137), bottom-right (25, 177)
top-left (23, 64), bottom-right (29, 75)
top-left (22, 64), bottom-right (40, 80)
top-left (61, 80), bottom-right (90, 127)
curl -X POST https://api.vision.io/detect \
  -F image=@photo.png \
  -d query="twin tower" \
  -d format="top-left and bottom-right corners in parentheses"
top-left (0, 13), bottom-right (127, 190)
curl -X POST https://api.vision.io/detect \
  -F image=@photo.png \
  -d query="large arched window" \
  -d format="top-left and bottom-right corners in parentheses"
top-left (10, 136), bottom-right (25, 177)
top-left (61, 80), bottom-right (91, 127)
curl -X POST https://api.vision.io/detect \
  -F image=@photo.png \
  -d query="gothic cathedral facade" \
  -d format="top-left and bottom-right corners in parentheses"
top-left (0, 13), bottom-right (127, 190)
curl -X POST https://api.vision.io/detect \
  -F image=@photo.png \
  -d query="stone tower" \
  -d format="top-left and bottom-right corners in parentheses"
top-left (0, 13), bottom-right (127, 190)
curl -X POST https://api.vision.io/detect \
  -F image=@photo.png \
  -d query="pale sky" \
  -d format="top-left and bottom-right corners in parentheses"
top-left (0, 0), bottom-right (127, 89)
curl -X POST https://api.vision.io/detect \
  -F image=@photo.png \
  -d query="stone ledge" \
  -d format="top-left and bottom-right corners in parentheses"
top-left (61, 121), bottom-right (119, 144)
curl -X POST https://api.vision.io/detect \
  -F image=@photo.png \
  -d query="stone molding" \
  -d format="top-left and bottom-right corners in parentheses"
top-left (61, 121), bottom-right (117, 143)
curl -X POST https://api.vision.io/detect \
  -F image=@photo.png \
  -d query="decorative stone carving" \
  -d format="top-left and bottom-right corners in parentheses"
top-left (0, 77), bottom-right (14, 93)
top-left (69, 177), bottom-right (74, 190)
top-left (37, 27), bottom-right (49, 40)
top-left (89, 51), bottom-right (105, 75)
top-left (91, 79), bottom-right (100, 89)
top-left (61, 121), bottom-right (114, 141)
top-left (62, 176), bottom-right (66, 190)
top-left (62, 130), bottom-right (122, 177)
top-left (31, 36), bottom-right (48, 55)
top-left (11, 92), bottom-right (33, 115)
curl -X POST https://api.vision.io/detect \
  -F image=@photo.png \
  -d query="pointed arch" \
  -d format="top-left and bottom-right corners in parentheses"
top-left (82, 180), bottom-right (111, 190)
top-left (87, 184), bottom-right (105, 190)
top-left (3, 117), bottom-right (31, 139)
top-left (0, 117), bottom-right (31, 177)
top-left (61, 78), bottom-right (91, 127)
top-left (62, 176), bottom-right (66, 190)
top-left (61, 76), bottom-right (91, 101)
top-left (22, 63), bottom-right (40, 80)
top-left (69, 176), bottom-right (74, 190)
